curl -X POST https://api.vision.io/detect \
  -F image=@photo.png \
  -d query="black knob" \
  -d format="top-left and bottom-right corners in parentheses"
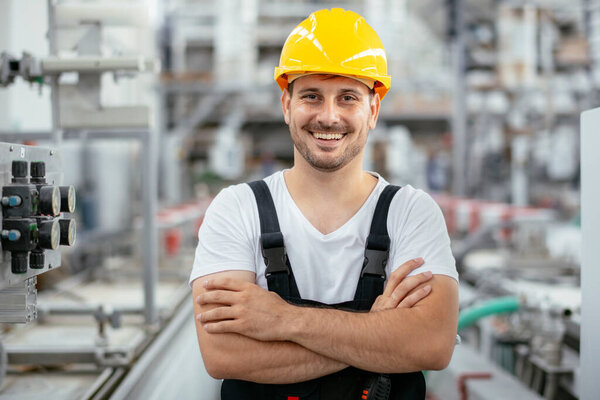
top-left (12, 160), bottom-right (28, 178)
top-left (38, 219), bottom-right (60, 250)
top-left (59, 219), bottom-right (76, 246)
top-left (30, 161), bottom-right (46, 179)
top-left (11, 161), bottom-right (28, 183)
top-left (11, 253), bottom-right (28, 274)
top-left (29, 251), bottom-right (45, 269)
top-left (59, 186), bottom-right (76, 213)
top-left (39, 186), bottom-right (61, 216)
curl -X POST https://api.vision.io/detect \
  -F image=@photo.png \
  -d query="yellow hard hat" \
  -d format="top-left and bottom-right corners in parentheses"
top-left (274, 8), bottom-right (391, 100)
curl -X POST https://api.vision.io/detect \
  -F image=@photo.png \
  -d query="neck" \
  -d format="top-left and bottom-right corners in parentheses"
top-left (284, 150), bottom-right (376, 205)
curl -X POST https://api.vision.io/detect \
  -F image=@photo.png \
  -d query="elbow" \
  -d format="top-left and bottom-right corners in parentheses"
top-left (201, 348), bottom-right (238, 380)
top-left (202, 352), bottom-right (227, 379)
top-left (205, 363), bottom-right (226, 380)
top-left (424, 351), bottom-right (452, 371)
top-left (422, 338), bottom-right (455, 371)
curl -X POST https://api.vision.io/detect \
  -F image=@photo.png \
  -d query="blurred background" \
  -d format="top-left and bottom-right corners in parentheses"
top-left (0, 0), bottom-right (598, 399)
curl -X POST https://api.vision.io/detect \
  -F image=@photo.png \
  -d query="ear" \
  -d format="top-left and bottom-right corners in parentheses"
top-left (368, 93), bottom-right (381, 130)
top-left (281, 89), bottom-right (291, 125)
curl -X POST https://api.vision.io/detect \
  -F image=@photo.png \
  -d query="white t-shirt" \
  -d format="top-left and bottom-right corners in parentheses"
top-left (189, 171), bottom-right (458, 304)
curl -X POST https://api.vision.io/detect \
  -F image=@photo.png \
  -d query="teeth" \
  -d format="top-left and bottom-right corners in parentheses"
top-left (312, 132), bottom-right (343, 140)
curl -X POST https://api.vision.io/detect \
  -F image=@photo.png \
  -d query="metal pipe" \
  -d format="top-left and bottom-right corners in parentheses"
top-left (47, 0), bottom-right (63, 145)
top-left (37, 304), bottom-right (143, 316)
top-left (141, 130), bottom-right (159, 326)
top-left (41, 56), bottom-right (152, 74)
top-left (458, 296), bottom-right (520, 332)
top-left (450, 0), bottom-right (467, 197)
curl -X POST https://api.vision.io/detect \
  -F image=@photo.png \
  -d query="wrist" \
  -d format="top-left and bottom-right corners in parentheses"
top-left (279, 303), bottom-right (307, 341)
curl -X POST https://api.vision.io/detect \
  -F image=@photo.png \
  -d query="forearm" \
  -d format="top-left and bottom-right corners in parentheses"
top-left (285, 307), bottom-right (447, 372)
top-left (198, 274), bottom-right (457, 376)
top-left (200, 331), bottom-right (347, 383)
top-left (283, 277), bottom-right (458, 373)
top-left (193, 272), bottom-right (347, 383)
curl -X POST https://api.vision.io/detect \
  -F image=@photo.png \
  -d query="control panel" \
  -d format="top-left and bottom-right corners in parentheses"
top-left (0, 142), bottom-right (76, 322)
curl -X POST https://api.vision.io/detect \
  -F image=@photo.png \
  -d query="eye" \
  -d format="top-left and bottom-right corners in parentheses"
top-left (341, 95), bottom-right (356, 102)
top-left (302, 93), bottom-right (318, 100)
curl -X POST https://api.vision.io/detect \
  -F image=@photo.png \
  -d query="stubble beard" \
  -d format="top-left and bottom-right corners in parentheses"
top-left (290, 124), bottom-right (365, 173)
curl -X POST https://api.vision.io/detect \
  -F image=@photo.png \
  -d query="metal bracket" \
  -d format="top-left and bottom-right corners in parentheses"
top-left (0, 277), bottom-right (37, 323)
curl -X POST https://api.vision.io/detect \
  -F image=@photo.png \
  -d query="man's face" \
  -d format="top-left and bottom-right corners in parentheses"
top-left (281, 74), bottom-right (381, 173)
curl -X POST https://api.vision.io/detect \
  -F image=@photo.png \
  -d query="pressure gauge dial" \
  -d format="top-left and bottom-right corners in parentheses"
top-left (39, 186), bottom-right (61, 216)
top-left (59, 185), bottom-right (76, 213)
top-left (38, 219), bottom-right (60, 250)
top-left (59, 219), bottom-right (76, 246)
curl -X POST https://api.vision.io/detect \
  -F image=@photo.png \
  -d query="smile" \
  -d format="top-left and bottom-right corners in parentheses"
top-left (311, 132), bottom-right (344, 140)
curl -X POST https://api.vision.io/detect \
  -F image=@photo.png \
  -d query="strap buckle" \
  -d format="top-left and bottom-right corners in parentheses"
top-left (361, 248), bottom-right (388, 278)
top-left (260, 233), bottom-right (290, 276)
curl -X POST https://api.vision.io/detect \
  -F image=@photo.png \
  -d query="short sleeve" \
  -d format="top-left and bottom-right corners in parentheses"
top-left (388, 189), bottom-right (458, 282)
top-left (188, 186), bottom-right (257, 286)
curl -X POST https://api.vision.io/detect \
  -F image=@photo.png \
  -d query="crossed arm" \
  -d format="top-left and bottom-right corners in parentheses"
top-left (193, 270), bottom-right (346, 384)
top-left (192, 259), bottom-right (458, 384)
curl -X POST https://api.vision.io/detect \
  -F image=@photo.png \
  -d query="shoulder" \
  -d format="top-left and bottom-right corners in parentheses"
top-left (262, 170), bottom-right (285, 193)
top-left (392, 185), bottom-right (438, 211)
top-left (203, 182), bottom-right (258, 227)
top-left (207, 171), bottom-right (285, 218)
top-left (209, 182), bottom-right (253, 209)
top-left (387, 185), bottom-right (445, 229)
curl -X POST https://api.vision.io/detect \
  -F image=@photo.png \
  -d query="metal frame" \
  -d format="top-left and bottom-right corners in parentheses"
top-left (7, 340), bottom-right (145, 367)
top-left (448, 0), bottom-right (468, 197)
top-left (580, 108), bottom-right (600, 399)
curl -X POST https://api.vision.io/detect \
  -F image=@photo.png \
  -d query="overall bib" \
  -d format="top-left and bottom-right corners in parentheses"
top-left (221, 181), bottom-right (426, 400)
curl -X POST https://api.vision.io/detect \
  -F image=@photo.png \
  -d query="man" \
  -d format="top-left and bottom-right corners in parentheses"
top-left (190, 8), bottom-right (458, 399)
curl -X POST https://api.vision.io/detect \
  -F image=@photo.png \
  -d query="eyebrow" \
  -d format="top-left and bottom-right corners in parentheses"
top-left (339, 88), bottom-right (363, 96)
top-left (297, 87), bottom-right (321, 95)
top-left (296, 87), bottom-right (365, 96)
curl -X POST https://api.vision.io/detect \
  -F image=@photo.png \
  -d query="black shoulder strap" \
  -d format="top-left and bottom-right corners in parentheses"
top-left (248, 180), bottom-right (401, 307)
top-left (247, 180), bottom-right (300, 299)
top-left (354, 184), bottom-right (401, 306)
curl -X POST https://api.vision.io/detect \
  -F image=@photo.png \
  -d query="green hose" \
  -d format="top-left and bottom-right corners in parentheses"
top-left (458, 296), bottom-right (520, 331)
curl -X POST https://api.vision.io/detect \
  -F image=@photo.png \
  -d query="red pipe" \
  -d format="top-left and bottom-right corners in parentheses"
top-left (457, 372), bottom-right (492, 400)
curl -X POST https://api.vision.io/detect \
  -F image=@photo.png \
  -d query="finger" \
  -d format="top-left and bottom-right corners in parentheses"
top-left (196, 290), bottom-right (238, 305)
top-left (197, 306), bottom-right (237, 323)
top-left (383, 258), bottom-right (424, 297)
top-left (375, 301), bottom-right (394, 312)
top-left (371, 296), bottom-right (390, 312)
top-left (204, 277), bottom-right (248, 291)
top-left (203, 319), bottom-right (241, 334)
top-left (390, 271), bottom-right (432, 302)
top-left (398, 285), bottom-right (431, 308)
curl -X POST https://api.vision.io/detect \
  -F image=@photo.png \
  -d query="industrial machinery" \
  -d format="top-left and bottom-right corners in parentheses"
top-left (0, 142), bottom-right (76, 388)
top-left (0, 1), bottom-right (219, 397)
top-left (0, 142), bottom-right (76, 323)
top-left (426, 197), bottom-right (581, 400)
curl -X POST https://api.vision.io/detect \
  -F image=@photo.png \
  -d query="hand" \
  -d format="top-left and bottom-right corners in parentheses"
top-left (196, 277), bottom-right (291, 341)
top-left (370, 258), bottom-right (432, 312)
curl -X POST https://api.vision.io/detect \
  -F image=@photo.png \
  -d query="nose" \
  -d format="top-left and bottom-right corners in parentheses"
top-left (315, 97), bottom-right (341, 128)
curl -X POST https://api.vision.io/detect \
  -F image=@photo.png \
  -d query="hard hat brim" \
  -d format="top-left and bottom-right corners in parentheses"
top-left (274, 67), bottom-right (391, 100)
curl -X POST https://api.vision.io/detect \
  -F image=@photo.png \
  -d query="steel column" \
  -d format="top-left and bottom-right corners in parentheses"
top-left (580, 108), bottom-right (600, 399)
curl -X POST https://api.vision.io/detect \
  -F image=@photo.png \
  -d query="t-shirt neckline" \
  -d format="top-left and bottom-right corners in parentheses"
top-left (277, 170), bottom-right (384, 239)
